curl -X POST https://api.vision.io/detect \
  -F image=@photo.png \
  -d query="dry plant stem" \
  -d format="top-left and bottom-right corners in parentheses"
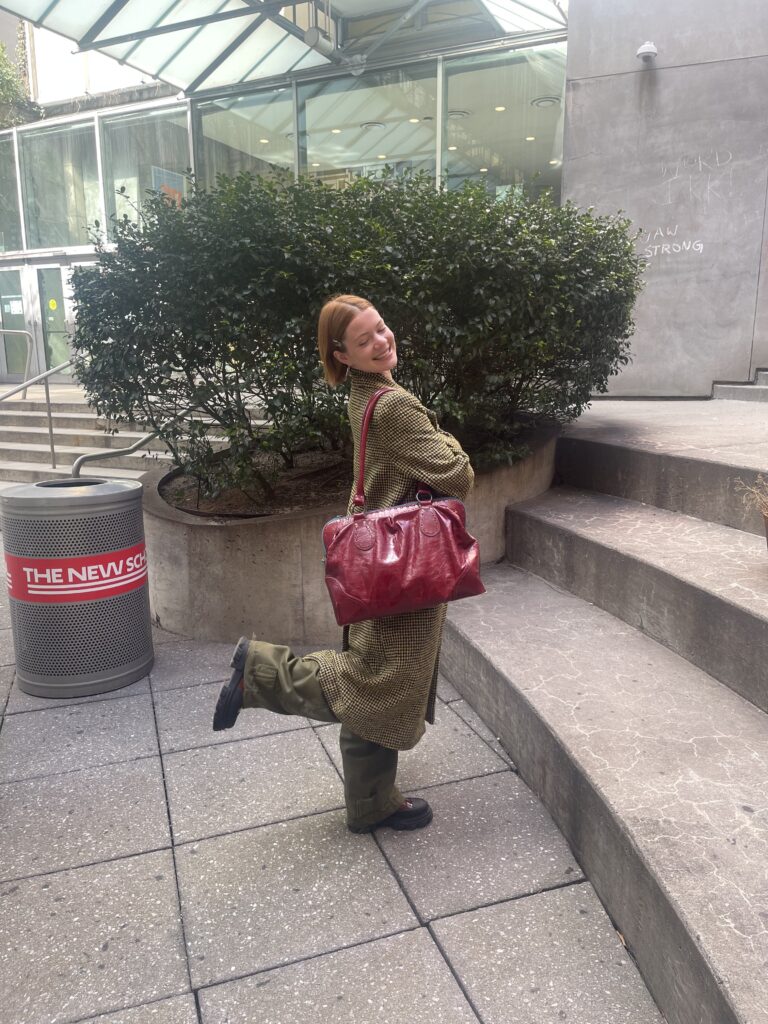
top-left (735, 475), bottom-right (768, 516)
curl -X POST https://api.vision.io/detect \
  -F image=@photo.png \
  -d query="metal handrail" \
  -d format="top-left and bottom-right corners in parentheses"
top-left (0, 329), bottom-right (37, 399)
top-left (72, 403), bottom-right (200, 478)
top-left (0, 353), bottom-right (199, 478)
top-left (0, 358), bottom-right (74, 469)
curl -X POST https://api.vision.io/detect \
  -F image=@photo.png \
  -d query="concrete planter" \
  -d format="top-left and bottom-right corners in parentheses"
top-left (142, 436), bottom-right (556, 646)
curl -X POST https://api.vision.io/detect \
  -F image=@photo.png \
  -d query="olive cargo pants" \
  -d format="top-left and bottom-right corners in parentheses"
top-left (241, 641), bottom-right (404, 829)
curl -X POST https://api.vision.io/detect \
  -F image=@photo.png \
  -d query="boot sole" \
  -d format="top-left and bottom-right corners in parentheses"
top-left (348, 804), bottom-right (433, 834)
top-left (212, 636), bottom-right (249, 731)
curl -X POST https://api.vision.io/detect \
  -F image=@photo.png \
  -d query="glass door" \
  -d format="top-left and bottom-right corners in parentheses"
top-left (37, 267), bottom-right (73, 377)
top-left (0, 268), bottom-right (30, 380)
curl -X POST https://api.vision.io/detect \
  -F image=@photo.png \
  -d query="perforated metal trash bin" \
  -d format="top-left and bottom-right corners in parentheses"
top-left (1, 478), bottom-right (154, 698)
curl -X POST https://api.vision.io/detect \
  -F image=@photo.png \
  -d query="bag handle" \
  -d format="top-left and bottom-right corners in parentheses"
top-left (353, 387), bottom-right (395, 509)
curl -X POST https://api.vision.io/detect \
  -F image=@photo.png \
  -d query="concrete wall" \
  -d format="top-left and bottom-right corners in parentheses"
top-left (0, 12), bottom-right (19, 58)
top-left (563, 0), bottom-right (768, 395)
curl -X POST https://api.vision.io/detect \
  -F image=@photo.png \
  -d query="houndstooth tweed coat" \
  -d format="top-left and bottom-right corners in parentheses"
top-left (309, 367), bottom-right (475, 750)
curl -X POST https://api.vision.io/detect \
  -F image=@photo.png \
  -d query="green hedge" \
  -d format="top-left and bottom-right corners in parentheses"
top-left (72, 171), bottom-right (643, 497)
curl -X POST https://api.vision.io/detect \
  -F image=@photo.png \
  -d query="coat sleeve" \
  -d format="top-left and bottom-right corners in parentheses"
top-left (377, 390), bottom-right (475, 501)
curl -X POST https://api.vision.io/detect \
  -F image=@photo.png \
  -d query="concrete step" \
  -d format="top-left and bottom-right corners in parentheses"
top-left (0, 409), bottom-right (113, 431)
top-left (0, 425), bottom-right (174, 451)
top-left (506, 486), bottom-right (768, 714)
top-left (0, 424), bottom-right (229, 453)
top-left (0, 441), bottom-right (175, 471)
top-left (442, 563), bottom-right (768, 1024)
top-left (556, 433), bottom-right (766, 536)
top-left (713, 383), bottom-right (768, 401)
top-left (0, 399), bottom-right (93, 413)
top-left (0, 461), bottom-right (147, 483)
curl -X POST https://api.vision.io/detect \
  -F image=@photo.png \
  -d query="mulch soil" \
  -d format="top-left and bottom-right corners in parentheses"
top-left (160, 450), bottom-right (352, 518)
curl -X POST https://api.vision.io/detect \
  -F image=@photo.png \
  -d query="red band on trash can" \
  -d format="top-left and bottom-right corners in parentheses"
top-left (5, 543), bottom-right (148, 603)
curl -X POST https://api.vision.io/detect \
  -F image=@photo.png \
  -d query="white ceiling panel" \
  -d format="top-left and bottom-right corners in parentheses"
top-left (1, 1), bottom-right (567, 93)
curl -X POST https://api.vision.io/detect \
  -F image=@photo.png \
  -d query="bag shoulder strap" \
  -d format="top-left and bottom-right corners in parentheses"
top-left (353, 386), bottom-right (396, 509)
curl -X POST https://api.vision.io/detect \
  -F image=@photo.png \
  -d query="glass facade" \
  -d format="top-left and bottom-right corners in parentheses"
top-left (0, 34), bottom-right (567, 383)
top-left (444, 43), bottom-right (566, 199)
top-left (297, 64), bottom-right (437, 184)
top-left (18, 122), bottom-right (100, 248)
top-left (0, 138), bottom-right (22, 253)
top-left (0, 37), bottom-right (566, 253)
top-left (101, 106), bottom-right (191, 225)
top-left (196, 88), bottom-right (294, 186)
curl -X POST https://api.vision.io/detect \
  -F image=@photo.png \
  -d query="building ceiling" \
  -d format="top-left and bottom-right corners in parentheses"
top-left (0, 0), bottom-right (567, 94)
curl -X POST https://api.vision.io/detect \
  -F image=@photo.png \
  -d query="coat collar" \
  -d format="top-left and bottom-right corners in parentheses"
top-left (348, 368), bottom-right (398, 390)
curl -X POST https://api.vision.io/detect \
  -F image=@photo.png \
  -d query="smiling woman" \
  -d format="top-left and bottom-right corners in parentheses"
top-left (213, 291), bottom-right (477, 836)
top-left (332, 305), bottom-right (398, 376)
top-left (317, 295), bottom-right (398, 381)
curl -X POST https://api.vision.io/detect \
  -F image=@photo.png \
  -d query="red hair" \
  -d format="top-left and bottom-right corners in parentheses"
top-left (317, 294), bottom-right (373, 386)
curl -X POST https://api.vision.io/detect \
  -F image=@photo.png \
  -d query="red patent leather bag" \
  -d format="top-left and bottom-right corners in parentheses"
top-left (323, 387), bottom-right (485, 626)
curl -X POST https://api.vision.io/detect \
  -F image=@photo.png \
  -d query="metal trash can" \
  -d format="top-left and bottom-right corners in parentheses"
top-left (1, 478), bottom-right (154, 698)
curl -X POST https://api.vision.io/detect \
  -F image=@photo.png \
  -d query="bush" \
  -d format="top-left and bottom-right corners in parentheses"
top-left (71, 172), bottom-right (643, 497)
top-left (0, 39), bottom-right (41, 128)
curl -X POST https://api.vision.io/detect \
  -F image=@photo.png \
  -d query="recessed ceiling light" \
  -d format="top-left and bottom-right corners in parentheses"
top-left (312, 162), bottom-right (320, 167)
top-left (549, 159), bottom-right (559, 165)
top-left (525, 136), bottom-right (536, 141)
top-left (331, 128), bottom-right (341, 134)
top-left (259, 138), bottom-right (269, 144)
top-left (447, 145), bottom-right (457, 151)
top-left (408, 117), bottom-right (420, 123)
top-left (377, 154), bottom-right (387, 159)
top-left (479, 167), bottom-right (488, 172)
top-left (494, 105), bottom-right (506, 112)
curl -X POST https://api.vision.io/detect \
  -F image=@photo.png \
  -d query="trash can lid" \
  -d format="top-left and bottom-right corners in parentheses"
top-left (0, 477), bottom-right (144, 514)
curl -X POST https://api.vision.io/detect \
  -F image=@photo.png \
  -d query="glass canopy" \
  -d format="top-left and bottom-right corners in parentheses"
top-left (4, 1), bottom-right (567, 94)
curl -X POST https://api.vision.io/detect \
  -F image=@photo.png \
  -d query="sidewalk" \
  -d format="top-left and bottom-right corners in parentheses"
top-left (0, 601), bottom-right (663, 1024)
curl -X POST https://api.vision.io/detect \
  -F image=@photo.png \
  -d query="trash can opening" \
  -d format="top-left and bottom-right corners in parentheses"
top-left (35, 479), bottom-right (108, 488)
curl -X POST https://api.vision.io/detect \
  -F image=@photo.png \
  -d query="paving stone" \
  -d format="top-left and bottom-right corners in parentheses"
top-left (0, 624), bottom-right (14, 663)
top-left (0, 662), bottom-right (14, 710)
top-left (0, 694), bottom-right (158, 783)
top-left (378, 774), bottom-right (582, 921)
top-left (0, 757), bottom-right (170, 882)
top-left (0, 850), bottom-right (189, 1024)
top-left (149, 641), bottom-right (233, 693)
top-left (318, 702), bottom-right (507, 791)
top-left (450, 699), bottom-right (515, 767)
top-left (164, 728), bottom-right (343, 843)
top-left (5, 674), bottom-right (150, 715)
top-left (73, 994), bottom-right (198, 1024)
top-left (432, 883), bottom-right (664, 1024)
top-left (154, 679), bottom-right (311, 754)
top-left (176, 810), bottom-right (417, 987)
top-left (199, 928), bottom-right (476, 1024)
